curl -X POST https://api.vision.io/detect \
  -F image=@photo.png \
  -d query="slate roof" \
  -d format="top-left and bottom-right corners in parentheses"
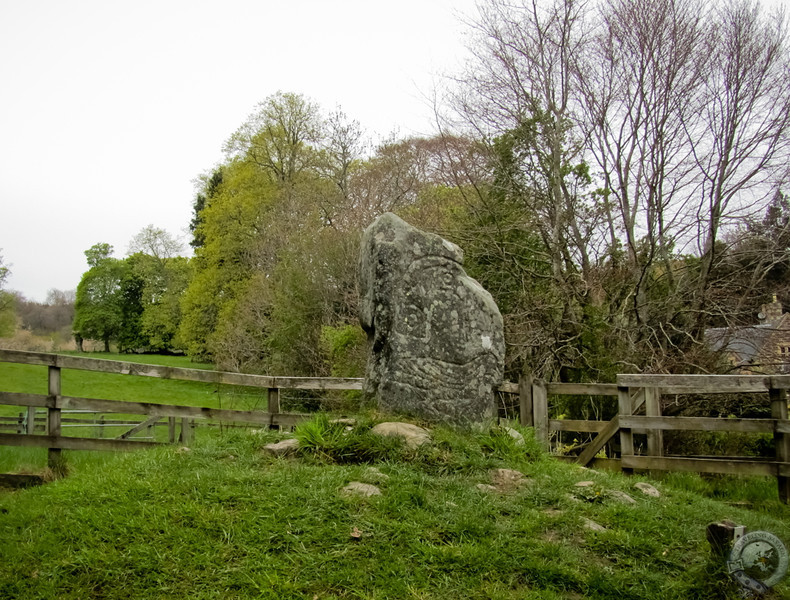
top-left (705, 324), bottom-right (775, 365)
top-left (705, 303), bottom-right (790, 372)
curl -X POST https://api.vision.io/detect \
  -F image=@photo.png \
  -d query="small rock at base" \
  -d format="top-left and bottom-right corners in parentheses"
top-left (502, 427), bottom-right (525, 446)
top-left (363, 467), bottom-right (389, 483)
top-left (609, 490), bottom-right (637, 505)
top-left (491, 468), bottom-right (528, 489)
top-left (342, 482), bottom-right (382, 497)
top-left (370, 422), bottom-right (431, 449)
top-left (263, 438), bottom-right (300, 457)
top-left (583, 518), bottom-right (606, 532)
top-left (634, 482), bottom-right (660, 498)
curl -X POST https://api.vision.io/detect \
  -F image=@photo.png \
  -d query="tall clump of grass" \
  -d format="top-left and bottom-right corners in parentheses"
top-left (293, 414), bottom-right (403, 463)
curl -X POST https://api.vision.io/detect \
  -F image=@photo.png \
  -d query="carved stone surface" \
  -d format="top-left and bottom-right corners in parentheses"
top-left (359, 212), bottom-right (504, 424)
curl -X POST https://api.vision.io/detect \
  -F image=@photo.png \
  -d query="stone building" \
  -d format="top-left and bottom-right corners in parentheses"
top-left (706, 297), bottom-right (790, 374)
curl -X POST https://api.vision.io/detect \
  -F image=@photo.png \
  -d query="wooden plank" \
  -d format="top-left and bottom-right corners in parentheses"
top-left (268, 388), bottom-right (280, 415)
top-left (770, 387), bottom-right (789, 503)
top-left (770, 376), bottom-right (790, 390)
top-left (117, 416), bottom-right (162, 440)
top-left (0, 349), bottom-right (364, 391)
top-left (778, 421), bottom-right (790, 434)
top-left (54, 395), bottom-right (294, 424)
top-left (47, 366), bottom-right (63, 474)
top-left (496, 381), bottom-right (519, 394)
top-left (0, 391), bottom-right (54, 409)
top-left (645, 387), bottom-right (663, 459)
top-left (532, 380), bottom-right (548, 449)
top-left (179, 418), bottom-right (191, 444)
top-left (273, 376), bottom-right (364, 391)
top-left (621, 455), bottom-right (779, 477)
top-left (556, 456), bottom-right (622, 471)
top-left (25, 407), bottom-right (36, 435)
top-left (0, 432), bottom-right (157, 452)
top-left (575, 416), bottom-right (620, 466)
top-left (620, 416), bottom-right (776, 433)
top-left (519, 375), bottom-right (533, 427)
top-left (549, 419), bottom-right (608, 433)
top-left (617, 374), bottom-right (769, 393)
top-left (0, 348), bottom-right (58, 367)
top-left (618, 385), bottom-right (634, 474)
top-left (545, 383), bottom-right (619, 396)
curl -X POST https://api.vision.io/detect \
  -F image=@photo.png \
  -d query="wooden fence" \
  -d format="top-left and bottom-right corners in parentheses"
top-left (512, 374), bottom-right (790, 503)
top-left (0, 349), bottom-right (363, 477)
top-left (1, 349), bottom-right (788, 502)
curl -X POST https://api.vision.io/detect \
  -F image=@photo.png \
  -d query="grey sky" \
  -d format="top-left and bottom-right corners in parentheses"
top-left (0, 0), bottom-right (475, 301)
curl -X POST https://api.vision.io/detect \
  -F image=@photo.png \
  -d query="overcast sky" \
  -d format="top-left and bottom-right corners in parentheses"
top-left (0, 0), bottom-right (477, 301)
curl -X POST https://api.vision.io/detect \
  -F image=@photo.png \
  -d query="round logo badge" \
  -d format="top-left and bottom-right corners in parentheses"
top-left (728, 531), bottom-right (789, 591)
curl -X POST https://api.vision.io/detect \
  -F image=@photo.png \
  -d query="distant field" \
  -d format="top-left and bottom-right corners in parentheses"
top-left (0, 351), bottom-right (269, 411)
top-left (0, 352), bottom-right (269, 474)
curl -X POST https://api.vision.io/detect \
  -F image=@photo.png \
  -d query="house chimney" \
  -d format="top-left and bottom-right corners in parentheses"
top-left (760, 295), bottom-right (783, 324)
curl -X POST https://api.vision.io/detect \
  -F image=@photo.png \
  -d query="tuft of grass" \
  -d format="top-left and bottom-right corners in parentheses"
top-left (294, 414), bottom-right (405, 463)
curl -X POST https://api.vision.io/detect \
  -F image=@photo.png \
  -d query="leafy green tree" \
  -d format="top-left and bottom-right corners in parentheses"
top-left (190, 167), bottom-right (223, 249)
top-left (73, 244), bottom-right (126, 352)
top-left (84, 243), bottom-right (113, 268)
top-left (0, 250), bottom-right (15, 336)
top-left (138, 255), bottom-right (191, 353)
top-left (116, 256), bottom-right (146, 352)
top-left (179, 157), bottom-right (280, 361)
top-left (224, 91), bottom-right (323, 184)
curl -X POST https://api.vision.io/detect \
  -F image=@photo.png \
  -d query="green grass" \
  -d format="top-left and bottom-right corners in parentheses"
top-left (2, 351), bottom-right (265, 410)
top-left (0, 422), bottom-right (788, 599)
top-left (2, 354), bottom-right (790, 598)
top-left (0, 351), bottom-right (269, 474)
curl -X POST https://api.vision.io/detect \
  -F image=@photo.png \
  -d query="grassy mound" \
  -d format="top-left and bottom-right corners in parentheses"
top-left (1, 418), bottom-right (788, 599)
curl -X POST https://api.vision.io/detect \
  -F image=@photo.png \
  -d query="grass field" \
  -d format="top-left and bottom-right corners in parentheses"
top-left (0, 351), bottom-right (268, 473)
top-left (1, 353), bottom-right (789, 598)
top-left (0, 420), bottom-right (788, 599)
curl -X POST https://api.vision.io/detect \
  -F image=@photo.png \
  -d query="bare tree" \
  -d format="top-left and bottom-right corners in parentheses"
top-left (127, 225), bottom-right (184, 265)
top-left (450, 0), bottom-right (594, 283)
top-left (688, 0), bottom-right (790, 332)
top-left (580, 0), bottom-right (708, 333)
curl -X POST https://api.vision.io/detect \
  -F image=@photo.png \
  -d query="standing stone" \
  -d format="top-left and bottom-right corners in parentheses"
top-left (359, 212), bottom-right (504, 424)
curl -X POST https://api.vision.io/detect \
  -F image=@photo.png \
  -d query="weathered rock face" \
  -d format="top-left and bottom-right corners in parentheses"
top-left (359, 213), bottom-right (504, 424)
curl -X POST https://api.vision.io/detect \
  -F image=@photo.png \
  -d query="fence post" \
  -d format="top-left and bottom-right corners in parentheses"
top-left (26, 407), bottom-right (36, 434)
top-left (645, 386), bottom-right (663, 459)
top-left (268, 387), bottom-right (281, 429)
top-left (168, 417), bottom-right (176, 443)
top-left (179, 418), bottom-right (192, 444)
top-left (770, 384), bottom-right (789, 504)
top-left (519, 375), bottom-right (534, 427)
top-left (47, 365), bottom-right (66, 477)
top-left (532, 379), bottom-right (549, 449)
top-left (618, 385), bottom-right (634, 475)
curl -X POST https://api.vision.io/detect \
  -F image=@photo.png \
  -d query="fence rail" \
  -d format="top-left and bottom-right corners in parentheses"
top-left (0, 349), bottom-right (365, 477)
top-left (1, 349), bottom-right (788, 502)
top-left (512, 374), bottom-right (790, 503)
